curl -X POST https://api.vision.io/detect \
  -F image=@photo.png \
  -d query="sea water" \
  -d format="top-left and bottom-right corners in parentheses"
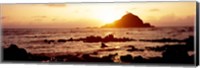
top-left (2, 27), bottom-right (194, 58)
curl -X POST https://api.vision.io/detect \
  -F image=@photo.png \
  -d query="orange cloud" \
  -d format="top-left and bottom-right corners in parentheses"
top-left (32, 16), bottom-right (47, 18)
top-left (153, 14), bottom-right (195, 26)
top-left (149, 8), bottom-right (160, 12)
top-left (45, 4), bottom-right (66, 7)
top-left (0, 16), bottom-right (6, 19)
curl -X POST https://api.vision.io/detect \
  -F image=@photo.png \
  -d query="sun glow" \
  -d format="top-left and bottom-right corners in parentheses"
top-left (2, 2), bottom-right (196, 28)
top-left (94, 9), bottom-right (125, 24)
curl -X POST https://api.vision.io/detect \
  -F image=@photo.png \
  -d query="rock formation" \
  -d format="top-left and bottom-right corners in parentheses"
top-left (101, 12), bottom-right (154, 28)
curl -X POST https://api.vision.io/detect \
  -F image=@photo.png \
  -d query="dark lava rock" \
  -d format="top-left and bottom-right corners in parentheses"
top-left (184, 36), bottom-right (194, 50)
top-left (127, 46), bottom-right (144, 52)
top-left (120, 54), bottom-right (133, 62)
top-left (68, 38), bottom-right (73, 41)
top-left (44, 39), bottom-right (55, 44)
top-left (162, 45), bottom-right (194, 64)
top-left (103, 34), bottom-right (114, 42)
top-left (145, 36), bottom-right (194, 51)
top-left (82, 53), bottom-right (117, 62)
top-left (72, 34), bottom-right (135, 43)
top-left (132, 56), bottom-right (146, 62)
top-left (83, 36), bottom-right (102, 42)
top-left (101, 42), bottom-right (108, 48)
top-left (57, 39), bottom-right (67, 42)
top-left (3, 44), bottom-right (29, 61)
top-left (145, 46), bottom-right (167, 51)
top-left (140, 36), bottom-right (194, 44)
top-left (54, 55), bottom-right (81, 62)
top-left (139, 38), bottom-right (182, 42)
top-left (3, 44), bottom-right (50, 61)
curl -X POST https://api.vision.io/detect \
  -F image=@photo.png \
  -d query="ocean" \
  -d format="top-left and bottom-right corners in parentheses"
top-left (2, 27), bottom-right (194, 61)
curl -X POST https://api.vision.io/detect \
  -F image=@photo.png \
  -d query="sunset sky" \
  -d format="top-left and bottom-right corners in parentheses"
top-left (1, 2), bottom-right (196, 28)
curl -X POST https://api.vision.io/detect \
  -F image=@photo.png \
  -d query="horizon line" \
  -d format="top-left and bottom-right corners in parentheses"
top-left (2, 26), bottom-right (195, 29)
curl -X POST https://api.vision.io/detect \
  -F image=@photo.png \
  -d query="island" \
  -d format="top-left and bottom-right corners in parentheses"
top-left (101, 12), bottom-right (154, 28)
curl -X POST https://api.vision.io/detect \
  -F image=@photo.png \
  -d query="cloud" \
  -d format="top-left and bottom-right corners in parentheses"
top-left (152, 14), bottom-right (195, 26)
top-left (45, 4), bottom-right (66, 7)
top-left (34, 18), bottom-right (43, 22)
top-left (52, 18), bottom-right (56, 21)
top-left (149, 8), bottom-right (160, 12)
top-left (32, 16), bottom-right (47, 18)
top-left (0, 16), bottom-right (6, 19)
top-left (131, 8), bottom-right (137, 10)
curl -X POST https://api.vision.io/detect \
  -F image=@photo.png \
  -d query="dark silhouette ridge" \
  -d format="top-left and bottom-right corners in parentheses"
top-left (101, 12), bottom-right (154, 28)
top-left (42, 35), bottom-right (193, 44)
top-left (81, 34), bottom-right (135, 42)
top-left (139, 38), bottom-right (182, 42)
top-left (57, 39), bottom-right (67, 42)
top-left (42, 34), bottom-right (135, 43)
top-left (139, 36), bottom-right (194, 43)
top-left (146, 36), bottom-right (194, 51)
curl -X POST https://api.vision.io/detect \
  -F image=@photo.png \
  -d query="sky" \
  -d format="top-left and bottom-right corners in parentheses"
top-left (0, 2), bottom-right (196, 28)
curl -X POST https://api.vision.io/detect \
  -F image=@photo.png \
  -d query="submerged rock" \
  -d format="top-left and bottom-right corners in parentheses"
top-left (139, 36), bottom-right (194, 43)
top-left (101, 42), bottom-right (108, 48)
top-left (44, 39), bottom-right (55, 44)
top-left (145, 46), bottom-right (167, 51)
top-left (139, 38), bottom-right (182, 42)
top-left (82, 53), bottom-right (117, 62)
top-left (126, 46), bottom-right (144, 52)
top-left (54, 55), bottom-right (81, 62)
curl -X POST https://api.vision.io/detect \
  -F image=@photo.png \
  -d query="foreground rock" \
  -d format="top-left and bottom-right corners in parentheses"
top-left (3, 44), bottom-right (30, 61)
top-left (120, 38), bottom-right (195, 64)
top-left (120, 49), bottom-right (194, 64)
top-left (145, 36), bottom-right (194, 51)
top-left (82, 53), bottom-right (117, 62)
top-left (3, 42), bottom-right (194, 64)
top-left (3, 44), bottom-right (49, 61)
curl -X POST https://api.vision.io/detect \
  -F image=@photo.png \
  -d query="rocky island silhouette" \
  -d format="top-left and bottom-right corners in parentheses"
top-left (101, 12), bottom-right (154, 28)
